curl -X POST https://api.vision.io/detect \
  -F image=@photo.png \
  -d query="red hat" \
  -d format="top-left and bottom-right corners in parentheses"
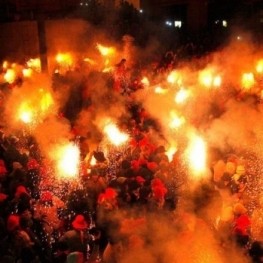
top-left (40, 191), bottom-right (53, 203)
top-left (136, 176), bottom-right (146, 184)
top-left (152, 185), bottom-right (167, 200)
top-left (72, 214), bottom-right (88, 230)
top-left (15, 185), bottom-right (29, 198)
top-left (27, 158), bottom-right (39, 170)
top-left (105, 187), bottom-right (117, 199)
top-left (7, 214), bottom-right (20, 232)
top-left (0, 193), bottom-right (8, 202)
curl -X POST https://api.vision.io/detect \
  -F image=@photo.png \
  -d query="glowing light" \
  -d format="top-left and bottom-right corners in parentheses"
top-left (169, 111), bottom-right (185, 129)
top-left (187, 134), bottom-right (207, 178)
top-left (83, 57), bottom-right (96, 65)
top-left (104, 122), bottom-right (129, 146)
top-left (155, 86), bottom-right (168, 94)
top-left (55, 53), bottom-right (73, 67)
top-left (18, 102), bottom-right (34, 124)
top-left (26, 58), bottom-right (41, 72)
top-left (199, 70), bottom-right (213, 87)
top-left (96, 44), bottom-right (115, 56)
top-left (22, 68), bottom-right (33, 78)
top-left (39, 89), bottom-right (54, 113)
top-left (141, 76), bottom-right (150, 87)
top-left (167, 70), bottom-right (181, 85)
top-left (165, 145), bottom-right (177, 162)
top-left (213, 75), bottom-right (222, 87)
top-left (2, 61), bottom-right (8, 70)
top-left (90, 156), bottom-right (97, 166)
top-left (242, 72), bottom-right (255, 90)
top-left (4, 68), bottom-right (16, 83)
top-left (256, 59), bottom-right (263, 74)
top-left (56, 142), bottom-right (80, 178)
top-left (175, 88), bottom-right (190, 104)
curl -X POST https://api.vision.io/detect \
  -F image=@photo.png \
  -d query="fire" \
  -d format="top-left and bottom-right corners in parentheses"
top-left (22, 68), bottom-right (33, 78)
top-left (18, 102), bottom-right (34, 124)
top-left (2, 61), bottom-right (8, 70)
top-left (55, 53), bottom-right (73, 68)
top-left (175, 88), bottom-right (190, 104)
top-left (165, 145), bottom-right (177, 162)
top-left (187, 134), bottom-right (207, 178)
top-left (39, 89), bottom-right (54, 113)
top-left (103, 122), bottom-right (129, 146)
top-left (55, 142), bottom-right (80, 178)
top-left (26, 58), bottom-right (41, 72)
top-left (199, 69), bottom-right (221, 88)
top-left (96, 43), bottom-right (115, 56)
top-left (167, 70), bottom-right (182, 85)
top-left (4, 68), bottom-right (16, 83)
top-left (242, 72), bottom-right (255, 90)
top-left (141, 76), bottom-right (150, 87)
top-left (90, 156), bottom-right (97, 166)
top-left (154, 86), bottom-right (168, 94)
top-left (256, 59), bottom-right (263, 74)
top-left (83, 57), bottom-right (96, 65)
top-left (169, 111), bottom-right (185, 129)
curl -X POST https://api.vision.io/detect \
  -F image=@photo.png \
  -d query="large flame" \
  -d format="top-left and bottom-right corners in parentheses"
top-left (26, 58), bottom-right (41, 72)
top-left (55, 142), bottom-right (80, 179)
top-left (187, 134), bottom-right (207, 178)
top-left (167, 70), bottom-right (182, 85)
top-left (55, 52), bottom-right (73, 68)
top-left (96, 43), bottom-right (115, 56)
top-left (103, 121), bottom-right (129, 146)
top-left (256, 59), bottom-right (263, 74)
top-left (169, 111), bottom-right (185, 129)
top-left (4, 68), bottom-right (16, 84)
top-left (18, 102), bottom-right (34, 124)
top-left (175, 88), bottom-right (190, 104)
top-left (242, 72), bottom-right (255, 90)
top-left (199, 69), bottom-right (222, 88)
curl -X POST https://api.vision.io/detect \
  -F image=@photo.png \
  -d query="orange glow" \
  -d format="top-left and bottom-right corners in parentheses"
top-left (187, 134), bottom-right (207, 178)
top-left (55, 142), bottom-right (80, 179)
top-left (141, 76), bottom-right (150, 87)
top-left (256, 59), bottom-right (263, 74)
top-left (175, 88), bottom-right (190, 104)
top-left (167, 70), bottom-right (182, 85)
top-left (154, 86), bottom-right (168, 94)
top-left (2, 61), bottom-right (8, 70)
top-left (4, 68), bottom-right (16, 83)
top-left (169, 111), bottom-right (185, 129)
top-left (55, 53), bottom-right (73, 67)
top-left (242, 72), bottom-right (255, 90)
top-left (83, 57), bottom-right (96, 65)
top-left (199, 69), bottom-right (222, 88)
top-left (18, 102), bottom-right (34, 124)
top-left (96, 43), bottom-right (115, 56)
top-left (22, 68), bottom-right (33, 78)
top-left (39, 89), bottom-right (54, 113)
top-left (90, 156), bottom-right (97, 166)
top-left (165, 145), bottom-right (177, 162)
top-left (104, 121), bottom-right (129, 146)
top-left (26, 58), bottom-right (41, 72)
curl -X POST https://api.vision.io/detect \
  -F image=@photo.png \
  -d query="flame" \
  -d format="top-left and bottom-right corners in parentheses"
top-left (175, 88), bottom-right (190, 104)
top-left (167, 70), bottom-right (182, 85)
top-left (39, 89), bottom-right (54, 112)
top-left (96, 43), bottom-right (115, 56)
top-left (90, 156), bottom-right (97, 166)
top-left (83, 57), bottom-right (96, 65)
top-left (141, 76), bottom-right (150, 87)
top-left (22, 68), bottom-right (33, 78)
top-left (169, 111), bottom-right (185, 129)
top-left (165, 145), bottom-right (177, 162)
top-left (104, 122), bottom-right (129, 146)
top-left (155, 86), bottom-right (168, 94)
top-left (26, 58), bottom-right (41, 72)
top-left (4, 68), bottom-right (16, 83)
top-left (55, 53), bottom-right (73, 67)
top-left (187, 134), bottom-right (207, 178)
top-left (242, 72), bottom-right (255, 90)
top-left (2, 61), bottom-right (8, 70)
top-left (18, 102), bottom-right (34, 124)
top-left (256, 59), bottom-right (263, 73)
top-left (199, 69), bottom-right (221, 88)
top-left (55, 142), bottom-right (80, 178)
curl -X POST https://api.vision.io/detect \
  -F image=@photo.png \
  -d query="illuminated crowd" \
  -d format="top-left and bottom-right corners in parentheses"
top-left (0, 34), bottom-right (263, 263)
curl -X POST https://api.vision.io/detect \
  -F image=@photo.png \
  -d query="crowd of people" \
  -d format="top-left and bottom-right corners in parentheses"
top-left (0, 41), bottom-right (263, 263)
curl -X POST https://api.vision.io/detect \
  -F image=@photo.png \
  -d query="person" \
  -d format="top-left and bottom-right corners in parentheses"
top-left (59, 214), bottom-right (90, 262)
